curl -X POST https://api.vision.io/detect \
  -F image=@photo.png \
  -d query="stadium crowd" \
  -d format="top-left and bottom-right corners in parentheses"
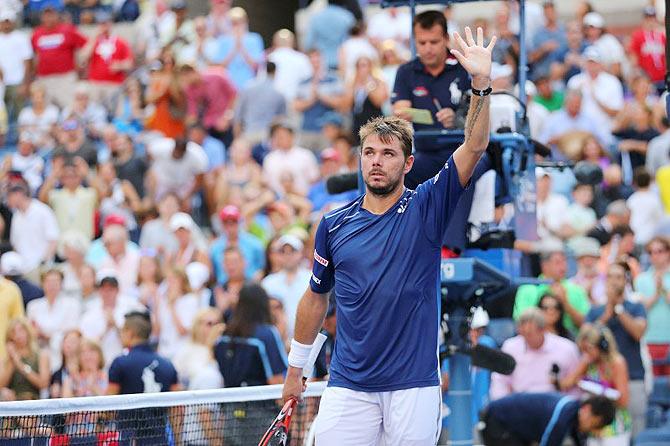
top-left (0, 0), bottom-right (669, 444)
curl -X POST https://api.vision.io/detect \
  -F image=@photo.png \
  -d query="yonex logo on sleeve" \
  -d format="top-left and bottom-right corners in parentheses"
top-left (311, 273), bottom-right (321, 285)
top-left (314, 250), bottom-right (329, 267)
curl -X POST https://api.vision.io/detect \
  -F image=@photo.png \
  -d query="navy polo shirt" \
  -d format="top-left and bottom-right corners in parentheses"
top-left (108, 343), bottom-right (178, 394)
top-left (586, 301), bottom-right (647, 380)
top-left (392, 57), bottom-right (470, 133)
top-left (487, 393), bottom-right (581, 446)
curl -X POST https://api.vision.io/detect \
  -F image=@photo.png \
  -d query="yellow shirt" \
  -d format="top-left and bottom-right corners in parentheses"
top-left (49, 186), bottom-right (97, 241)
top-left (656, 165), bottom-right (670, 213)
top-left (0, 277), bottom-right (25, 359)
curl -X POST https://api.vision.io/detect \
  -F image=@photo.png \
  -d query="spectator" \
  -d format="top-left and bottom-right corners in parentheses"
top-left (587, 200), bottom-right (631, 246)
top-left (78, 265), bottom-right (97, 311)
top-left (145, 51), bottom-right (186, 139)
top-left (212, 246), bottom-right (247, 320)
top-left (585, 261), bottom-right (648, 437)
top-left (166, 212), bottom-right (209, 268)
top-left (559, 325), bottom-right (632, 445)
top-left (529, 1), bottom-right (567, 79)
top-left (613, 102), bottom-right (659, 173)
top-left (0, 317), bottom-right (50, 401)
top-left (188, 123), bottom-right (225, 175)
top-left (294, 50), bottom-right (347, 150)
top-left (173, 307), bottom-right (224, 389)
top-left (49, 328), bottom-right (80, 398)
top-left (17, 83), bottom-right (59, 151)
top-left (1, 251), bottom-right (43, 309)
top-left (52, 119), bottom-right (98, 167)
top-left (107, 311), bottom-right (180, 394)
top-left (304, 0), bottom-right (354, 70)
top-left (31, 5), bottom-right (87, 108)
top-left (627, 168), bottom-right (664, 246)
top-left (98, 224), bottom-right (141, 295)
top-left (0, 10), bottom-right (33, 124)
top-left (367, 7), bottom-right (411, 51)
top-left (179, 64), bottom-right (236, 145)
top-left (215, 138), bottom-right (262, 206)
top-left (634, 236), bottom-right (670, 376)
top-left (3, 133), bottom-right (45, 194)
top-left (60, 84), bottom-right (107, 140)
top-left (538, 292), bottom-right (573, 339)
top-left (261, 234), bottom-right (310, 337)
top-left (629, 7), bottom-right (665, 86)
top-left (185, 261), bottom-right (211, 308)
top-left (262, 120), bottom-right (319, 196)
top-left (515, 247), bottom-right (590, 334)
top-left (597, 225), bottom-right (640, 279)
top-left (111, 133), bottom-right (148, 199)
top-left (565, 182), bottom-right (597, 239)
top-left (210, 205), bottom-right (264, 284)
top-left (592, 166), bottom-right (635, 217)
top-left (234, 62), bottom-right (286, 145)
top-left (481, 393), bottom-right (615, 446)
top-left (338, 22), bottom-right (378, 80)
top-left (85, 214), bottom-right (139, 268)
top-left (490, 308), bottom-right (580, 400)
top-left (206, 0), bottom-right (231, 37)
top-left (645, 113), bottom-right (670, 176)
top-left (570, 237), bottom-right (607, 305)
top-left (176, 16), bottom-right (212, 69)
top-left (558, 20), bottom-right (587, 83)
top-left (533, 74), bottom-right (564, 112)
top-left (95, 162), bottom-right (142, 238)
top-left (267, 29), bottom-right (312, 103)
top-left (332, 131), bottom-right (359, 172)
top-left (344, 56), bottom-right (388, 145)
top-left (7, 182), bottom-right (59, 275)
top-left (206, 7), bottom-right (263, 90)
top-left (58, 230), bottom-right (90, 301)
top-left (577, 135), bottom-right (611, 173)
top-left (62, 338), bottom-right (107, 397)
top-left (582, 12), bottom-right (626, 79)
top-left (146, 137), bottom-right (207, 210)
top-left (79, 13), bottom-right (133, 107)
top-left (308, 148), bottom-right (359, 212)
top-left (112, 78), bottom-right (145, 135)
top-left (214, 283), bottom-right (287, 386)
top-left (139, 192), bottom-right (180, 255)
top-left (135, 253), bottom-right (162, 310)
top-left (27, 269), bottom-right (81, 370)
top-left (80, 272), bottom-right (143, 368)
top-left (535, 168), bottom-right (569, 244)
top-left (159, 0), bottom-right (195, 53)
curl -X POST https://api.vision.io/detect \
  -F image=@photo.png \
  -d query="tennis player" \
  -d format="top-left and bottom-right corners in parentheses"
top-left (282, 27), bottom-right (496, 445)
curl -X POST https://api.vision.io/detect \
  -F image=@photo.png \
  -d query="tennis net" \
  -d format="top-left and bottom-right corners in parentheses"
top-left (0, 381), bottom-right (326, 445)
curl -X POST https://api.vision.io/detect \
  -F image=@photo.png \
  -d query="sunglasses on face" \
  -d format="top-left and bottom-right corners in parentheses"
top-left (540, 304), bottom-right (559, 310)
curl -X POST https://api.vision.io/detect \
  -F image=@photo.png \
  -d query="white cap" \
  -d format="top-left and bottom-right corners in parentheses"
top-left (96, 268), bottom-right (119, 285)
top-left (1, 252), bottom-right (24, 276)
top-left (0, 10), bottom-right (17, 21)
top-left (535, 166), bottom-right (550, 178)
top-left (277, 234), bottom-right (304, 251)
top-left (583, 12), bottom-right (605, 28)
top-left (583, 46), bottom-right (602, 63)
top-left (571, 237), bottom-right (601, 258)
top-left (169, 212), bottom-right (194, 231)
top-left (491, 63), bottom-right (513, 81)
top-left (471, 307), bottom-right (490, 329)
top-left (186, 262), bottom-right (210, 290)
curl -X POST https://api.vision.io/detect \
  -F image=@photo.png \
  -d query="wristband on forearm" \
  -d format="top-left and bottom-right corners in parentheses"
top-left (288, 339), bottom-right (313, 369)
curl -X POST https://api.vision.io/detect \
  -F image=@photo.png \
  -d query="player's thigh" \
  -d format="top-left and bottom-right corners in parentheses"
top-left (315, 386), bottom-right (383, 446)
top-left (381, 386), bottom-right (441, 446)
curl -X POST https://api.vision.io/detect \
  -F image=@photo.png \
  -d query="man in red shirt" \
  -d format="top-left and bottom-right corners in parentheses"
top-left (630, 7), bottom-right (666, 87)
top-left (80, 13), bottom-right (134, 108)
top-left (31, 6), bottom-right (87, 108)
top-left (178, 64), bottom-right (237, 145)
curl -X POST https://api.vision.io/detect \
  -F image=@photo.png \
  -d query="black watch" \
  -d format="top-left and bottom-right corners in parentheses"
top-left (471, 86), bottom-right (492, 97)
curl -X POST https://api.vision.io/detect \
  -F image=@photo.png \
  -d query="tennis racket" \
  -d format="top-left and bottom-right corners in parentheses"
top-left (258, 333), bottom-right (327, 446)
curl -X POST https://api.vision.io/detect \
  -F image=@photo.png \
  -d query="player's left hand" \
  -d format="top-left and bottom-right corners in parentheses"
top-left (450, 27), bottom-right (497, 88)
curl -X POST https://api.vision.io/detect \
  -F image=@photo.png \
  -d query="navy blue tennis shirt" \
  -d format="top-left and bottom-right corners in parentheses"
top-left (310, 156), bottom-right (467, 392)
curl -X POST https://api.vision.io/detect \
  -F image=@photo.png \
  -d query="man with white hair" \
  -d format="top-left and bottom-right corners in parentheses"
top-left (98, 224), bottom-right (141, 295)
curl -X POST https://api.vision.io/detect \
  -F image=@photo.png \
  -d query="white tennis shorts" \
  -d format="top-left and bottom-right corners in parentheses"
top-left (314, 385), bottom-right (442, 446)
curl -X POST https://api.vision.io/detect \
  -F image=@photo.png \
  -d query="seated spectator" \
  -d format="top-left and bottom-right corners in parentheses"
top-left (0, 317), bottom-right (50, 401)
top-left (627, 168), bottom-right (664, 247)
top-left (577, 135), bottom-right (611, 174)
top-left (176, 16), bottom-right (212, 69)
top-left (173, 307), bottom-right (224, 389)
top-left (515, 247), bottom-right (590, 334)
top-left (303, 0), bottom-right (354, 70)
top-left (210, 205), bottom-right (264, 284)
top-left (267, 29), bottom-right (313, 103)
top-left (582, 12), bottom-right (626, 79)
top-left (59, 84), bottom-right (107, 140)
top-left (634, 236), bottom-right (670, 376)
top-left (53, 119), bottom-right (98, 167)
top-left (110, 132), bottom-right (148, 199)
top-left (139, 192), bottom-right (180, 255)
top-left (559, 325), bottom-right (631, 444)
top-left (585, 262), bottom-right (648, 437)
top-left (27, 269), bottom-right (81, 370)
top-left (205, 7), bottom-right (263, 90)
top-left (629, 7), bottom-right (665, 86)
top-left (166, 212), bottom-right (209, 269)
top-left (135, 253), bottom-right (162, 310)
top-left (17, 83), bottom-right (59, 151)
top-left (112, 78), bottom-right (145, 135)
top-left (62, 338), bottom-right (107, 397)
top-left (613, 103), bottom-right (659, 173)
top-left (587, 200), bottom-right (631, 245)
top-left (97, 224), bottom-right (141, 295)
top-left (144, 50), bottom-right (186, 139)
top-left (49, 328), bottom-right (81, 398)
top-left (94, 162), bottom-right (142, 239)
top-left (533, 74), bottom-right (564, 112)
top-left (1, 251), bottom-right (44, 309)
top-left (3, 133), bottom-right (45, 194)
top-left (85, 214), bottom-right (139, 268)
top-left (598, 225), bottom-right (640, 279)
top-left (7, 182), bottom-right (59, 275)
top-left (528, 1), bottom-right (567, 79)
top-left (214, 283), bottom-right (287, 386)
top-left (490, 308), bottom-right (580, 400)
top-left (58, 230), bottom-right (91, 300)
top-left (211, 246), bottom-right (248, 320)
top-left (570, 237), bottom-right (607, 305)
top-left (538, 292), bottom-right (573, 340)
top-left (564, 182), bottom-right (597, 239)
top-left (80, 272), bottom-right (144, 368)
top-left (215, 138), bottom-right (262, 210)
top-left (344, 56), bottom-right (388, 145)
top-left (338, 22), bottom-right (379, 80)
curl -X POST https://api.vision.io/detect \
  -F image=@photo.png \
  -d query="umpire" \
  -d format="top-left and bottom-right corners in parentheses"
top-left (480, 392), bottom-right (615, 446)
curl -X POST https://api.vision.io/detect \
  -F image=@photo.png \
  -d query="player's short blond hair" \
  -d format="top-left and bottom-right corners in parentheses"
top-left (358, 116), bottom-right (414, 159)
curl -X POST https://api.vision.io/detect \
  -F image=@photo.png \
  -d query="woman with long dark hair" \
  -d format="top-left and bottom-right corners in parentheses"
top-left (537, 293), bottom-right (573, 340)
top-left (216, 284), bottom-right (287, 386)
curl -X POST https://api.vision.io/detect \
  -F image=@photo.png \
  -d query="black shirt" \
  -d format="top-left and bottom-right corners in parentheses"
top-left (115, 156), bottom-right (148, 197)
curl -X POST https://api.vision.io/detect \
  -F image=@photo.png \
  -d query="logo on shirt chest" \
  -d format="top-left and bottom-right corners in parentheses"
top-left (413, 86), bottom-right (429, 97)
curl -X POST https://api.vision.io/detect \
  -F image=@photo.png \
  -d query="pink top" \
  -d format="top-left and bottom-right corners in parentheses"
top-left (185, 72), bottom-right (236, 129)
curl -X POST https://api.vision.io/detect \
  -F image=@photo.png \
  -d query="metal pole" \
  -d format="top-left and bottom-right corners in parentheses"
top-left (410, 0), bottom-right (416, 57)
top-left (518, 0), bottom-right (528, 108)
top-left (445, 305), bottom-right (473, 446)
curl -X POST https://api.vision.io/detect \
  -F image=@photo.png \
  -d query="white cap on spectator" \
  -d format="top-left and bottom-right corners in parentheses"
top-left (0, 10), bottom-right (17, 21)
top-left (583, 46), bottom-right (602, 63)
top-left (491, 62), bottom-right (513, 80)
top-left (471, 307), bottom-right (490, 329)
top-left (1, 252), bottom-right (24, 276)
top-left (186, 262), bottom-right (210, 290)
top-left (170, 212), bottom-right (194, 232)
top-left (277, 234), bottom-right (304, 251)
top-left (535, 167), bottom-right (550, 178)
top-left (96, 269), bottom-right (119, 285)
top-left (571, 237), bottom-right (601, 258)
top-left (583, 12), bottom-right (605, 29)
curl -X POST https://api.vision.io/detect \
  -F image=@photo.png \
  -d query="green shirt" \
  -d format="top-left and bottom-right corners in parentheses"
top-left (513, 278), bottom-right (590, 334)
top-left (534, 92), bottom-right (565, 112)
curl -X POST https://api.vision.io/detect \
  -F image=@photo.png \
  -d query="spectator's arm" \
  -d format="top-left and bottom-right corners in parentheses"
top-left (616, 309), bottom-right (647, 342)
top-left (367, 77), bottom-right (389, 109)
top-left (121, 180), bottom-right (142, 213)
top-left (611, 355), bottom-right (629, 408)
top-left (558, 356), bottom-right (589, 391)
top-left (619, 139), bottom-right (649, 155)
top-left (38, 173), bottom-right (58, 203)
top-left (293, 83), bottom-right (318, 112)
top-left (237, 34), bottom-right (263, 72)
top-left (392, 99), bottom-right (414, 122)
top-left (79, 33), bottom-right (98, 65)
top-left (17, 349), bottom-right (50, 391)
top-left (489, 371), bottom-right (512, 400)
top-left (317, 90), bottom-right (348, 113)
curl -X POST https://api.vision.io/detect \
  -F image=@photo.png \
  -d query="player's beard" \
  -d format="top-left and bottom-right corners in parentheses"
top-left (364, 171), bottom-right (403, 197)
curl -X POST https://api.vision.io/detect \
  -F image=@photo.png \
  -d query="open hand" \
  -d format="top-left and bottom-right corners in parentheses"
top-left (450, 27), bottom-right (496, 88)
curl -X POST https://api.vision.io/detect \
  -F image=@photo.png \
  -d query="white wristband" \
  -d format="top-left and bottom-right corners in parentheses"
top-left (288, 339), bottom-right (313, 369)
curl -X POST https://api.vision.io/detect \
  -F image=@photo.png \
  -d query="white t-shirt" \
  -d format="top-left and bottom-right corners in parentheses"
top-left (366, 9), bottom-right (411, 45)
top-left (10, 199), bottom-right (59, 271)
top-left (156, 292), bottom-right (199, 360)
top-left (11, 153), bottom-right (44, 193)
top-left (17, 104), bottom-right (59, 141)
top-left (148, 138), bottom-right (208, 199)
top-left (627, 189), bottom-right (664, 245)
top-left (262, 146), bottom-right (319, 195)
top-left (593, 34), bottom-right (627, 71)
top-left (268, 47), bottom-right (313, 102)
top-left (340, 36), bottom-right (379, 79)
top-left (27, 295), bottom-right (81, 372)
top-left (261, 268), bottom-right (312, 337)
top-left (567, 72), bottom-right (624, 130)
top-left (0, 30), bottom-right (33, 86)
top-left (537, 193), bottom-right (570, 241)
